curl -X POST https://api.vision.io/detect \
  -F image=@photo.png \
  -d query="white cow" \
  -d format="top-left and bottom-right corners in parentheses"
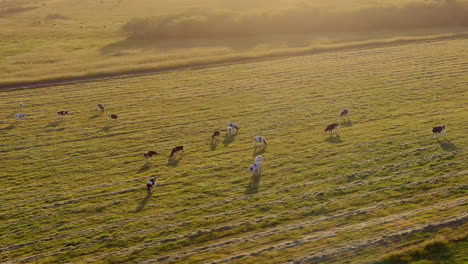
top-left (227, 122), bottom-right (240, 134)
top-left (254, 136), bottom-right (267, 147)
top-left (227, 126), bottom-right (233, 137)
top-left (254, 155), bottom-right (264, 164)
top-left (248, 155), bottom-right (264, 176)
top-left (248, 162), bottom-right (262, 176)
top-left (15, 113), bottom-right (26, 120)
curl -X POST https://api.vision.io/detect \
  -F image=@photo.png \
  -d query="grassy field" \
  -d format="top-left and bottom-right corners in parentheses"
top-left (1, 0), bottom-right (467, 86)
top-left (0, 37), bottom-right (467, 263)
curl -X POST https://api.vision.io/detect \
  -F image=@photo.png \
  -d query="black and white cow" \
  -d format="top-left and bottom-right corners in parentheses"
top-left (146, 177), bottom-right (157, 194)
top-left (432, 125), bottom-right (446, 136)
top-left (248, 157), bottom-right (262, 176)
top-left (144, 151), bottom-right (158, 160)
top-left (254, 155), bottom-right (264, 164)
top-left (325, 123), bottom-right (339, 134)
top-left (169, 146), bottom-right (184, 158)
top-left (108, 114), bottom-right (118, 120)
top-left (227, 122), bottom-right (240, 134)
top-left (226, 126), bottom-right (233, 137)
top-left (97, 104), bottom-right (105, 112)
top-left (57, 111), bottom-right (69, 118)
top-left (254, 136), bottom-right (267, 147)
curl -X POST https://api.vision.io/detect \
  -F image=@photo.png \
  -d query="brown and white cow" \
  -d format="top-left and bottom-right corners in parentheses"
top-left (57, 111), bottom-right (69, 118)
top-left (97, 104), bottom-right (105, 112)
top-left (432, 125), bottom-right (446, 136)
top-left (144, 151), bottom-right (158, 160)
top-left (212, 130), bottom-right (221, 143)
top-left (108, 114), bottom-right (118, 120)
top-left (169, 146), bottom-right (184, 158)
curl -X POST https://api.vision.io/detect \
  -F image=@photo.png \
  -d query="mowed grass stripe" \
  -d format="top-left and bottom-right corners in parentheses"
top-left (0, 38), bottom-right (467, 263)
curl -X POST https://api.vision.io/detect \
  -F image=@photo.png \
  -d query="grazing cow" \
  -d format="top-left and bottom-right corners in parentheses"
top-left (226, 126), bottom-right (233, 137)
top-left (227, 122), bottom-right (240, 134)
top-left (146, 177), bottom-right (157, 195)
top-left (108, 114), bottom-right (118, 120)
top-left (432, 125), bottom-right (446, 136)
top-left (212, 130), bottom-right (221, 143)
top-left (340, 109), bottom-right (350, 119)
top-left (254, 155), bottom-right (264, 164)
top-left (169, 146), bottom-right (184, 158)
top-left (144, 151), bottom-right (158, 160)
top-left (254, 136), bottom-right (267, 147)
top-left (97, 104), bottom-right (105, 112)
top-left (248, 162), bottom-right (262, 176)
top-left (325, 123), bottom-right (339, 134)
top-left (57, 111), bottom-right (69, 118)
top-left (15, 113), bottom-right (26, 120)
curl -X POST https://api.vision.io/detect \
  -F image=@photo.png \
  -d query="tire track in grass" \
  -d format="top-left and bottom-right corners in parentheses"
top-left (206, 198), bottom-right (467, 264)
top-left (93, 186), bottom-right (464, 264)
top-left (288, 216), bottom-right (467, 263)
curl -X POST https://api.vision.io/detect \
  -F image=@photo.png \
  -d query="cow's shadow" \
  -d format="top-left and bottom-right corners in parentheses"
top-left (101, 125), bottom-right (112, 132)
top-left (341, 120), bottom-right (353, 127)
top-left (167, 157), bottom-right (181, 167)
top-left (246, 173), bottom-right (261, 194)
top-left (1, 124), bottom-right (15, 131)
top-left (45, 121), bottom-right (61, 128)
top-left (253, 146), bottom-right (267, 156)
top-left (135, 194), bottom-right (152, 212)
top-left (438, 139), bottom-right (457, 152)
top-left (137, 163), bottom-right (152, 174)
top-left (47, 127), bottom-right (66, 132)
top-left (89, 113), bottom-right (102, 120)
top-left (223, 135), bottom-right (236, 146)
top-left (210, 141), bottom-right (219, 151)
top-left (325, 134), bottom-right (342, 143)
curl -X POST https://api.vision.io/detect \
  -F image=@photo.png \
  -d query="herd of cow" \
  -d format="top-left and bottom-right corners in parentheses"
top-left (12, 103), bottom-right (447, 195)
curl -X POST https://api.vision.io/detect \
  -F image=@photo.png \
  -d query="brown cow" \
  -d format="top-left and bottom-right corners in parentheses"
top-left (325, 123), bottom-right (339, 134)
top-left (340, 109), bottom-right (350, 119)
top-left (108, 114), bottom-right (118, 120)
top-left (169, 146), bottom-right (184, 158)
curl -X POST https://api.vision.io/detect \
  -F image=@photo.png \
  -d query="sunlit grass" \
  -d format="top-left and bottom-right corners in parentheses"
top-left (0, 38), bottom-right (466, 263)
